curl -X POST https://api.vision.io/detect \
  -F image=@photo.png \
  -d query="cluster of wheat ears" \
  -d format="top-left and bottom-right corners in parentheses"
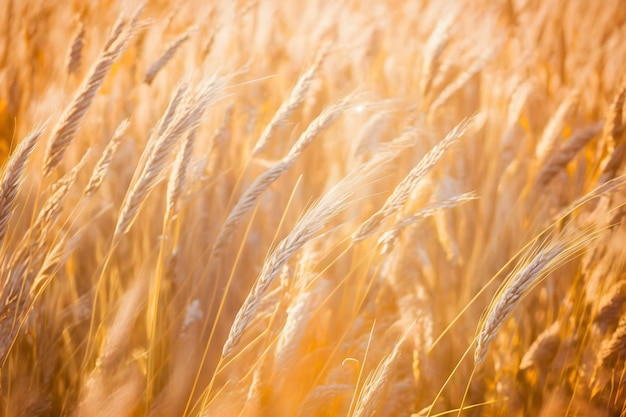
top-left (1, 0), bottom-right (626, 416)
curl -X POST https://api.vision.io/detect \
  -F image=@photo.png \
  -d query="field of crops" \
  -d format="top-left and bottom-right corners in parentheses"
top-left (1, 0), bottom-right (626, 416)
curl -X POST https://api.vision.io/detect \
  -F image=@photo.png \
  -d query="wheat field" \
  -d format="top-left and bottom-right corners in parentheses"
top-left (1, 0), bottom-right (626, 415)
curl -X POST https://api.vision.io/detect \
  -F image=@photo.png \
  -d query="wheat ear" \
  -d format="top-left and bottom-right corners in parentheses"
top-left (212, 97), bottom-right (348, 257)
top-left (157, 81), bottom-right (190, 136)
top-left (519, 321), bottom-right (561, 371)
top-left (430, 45), bottom-right (498, 111)
top-left (252, 44), bottom-right (329, 155)
top-left (299, 384), bottom-right (354, 416)
top-left (534, 92), bottom-right (579, 164)
top-left (597, 313), bottom-right (626, 368)
top-left (608, 79), bottom-right (626, 145)
top-left (534, 123), bottom-right (602, 188)
top-left (98, 276), bottom-right (148, 373)
top-left (222, 149), bottom-right (390, 357)
top-left (66, 21), bottom-right (85, 75)
top-left (598, 83), bottom-right (626, 183)
top-left (475, 245), bottom-right (563, 366)
top-left (0, 126), bottom-right (45, 246)
top-left (113, 77), bottom-right (222, 242)
top-left (33, 151), bottom-right (90, 239)
top-left (43, 6), bottom-right (143, 176)
top-left (274, 290), bottom-right (314, 365)
top-left (420, 14), bottom-right (455, 100)
top-left (593, 281), bottom-right (626, 333)
top-left (166, 126), bottom-right (198, 219)
top-left (353, 331), bottom-right (408, 417)
top-left (353, 118), bottom-right (471, 242)
top-left (84, 119), bottom-right (129, 200)
top-left (377, 192), bottom-right (476, 254)
top-left (144, 27), bottom-right (196, 85)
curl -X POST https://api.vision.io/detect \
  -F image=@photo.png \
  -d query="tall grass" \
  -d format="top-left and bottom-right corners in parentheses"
top-left (1, 0), bottom-right (626, 416)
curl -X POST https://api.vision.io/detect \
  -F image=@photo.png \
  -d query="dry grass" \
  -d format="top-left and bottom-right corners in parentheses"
top-left (2, 1), bottom-right (626, 416)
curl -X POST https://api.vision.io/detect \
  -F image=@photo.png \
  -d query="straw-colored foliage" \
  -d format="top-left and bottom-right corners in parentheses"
top-left (1, 0), bottom-right (626, 416)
